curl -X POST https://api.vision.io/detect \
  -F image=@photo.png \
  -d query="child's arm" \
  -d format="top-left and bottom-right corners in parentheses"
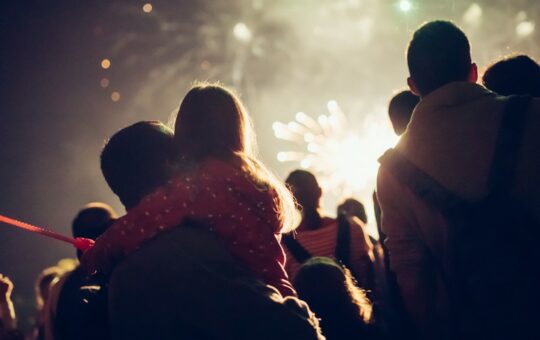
top-left (81, 161), bottom-right (264, 275)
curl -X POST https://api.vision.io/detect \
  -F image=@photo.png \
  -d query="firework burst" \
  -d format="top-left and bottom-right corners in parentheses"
top-left (273, 100), bottom-right (399, 199)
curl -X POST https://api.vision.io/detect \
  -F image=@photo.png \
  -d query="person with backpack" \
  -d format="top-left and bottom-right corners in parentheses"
top-left (283, 170), bottom-right (374, 291)
top-left (376, 20), bottom-right (540, 339)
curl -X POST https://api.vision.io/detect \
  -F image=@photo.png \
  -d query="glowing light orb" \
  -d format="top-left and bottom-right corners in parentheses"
top-left (111, 91), bottom-right (121, 102)
top-left (399, 0), bottom-right (412, 12)
top-left (100, 77), bottom-right (110, 88)
top-left (100, 58), bottom-right (111, 69)
top-left (516, 21), bottom-right (535, 37)
top-left (200, 60), bottom-right (211, 70)
top-left (233, 22), bottom-right (253, 43)
top-left (463, 4), bottom-right (482, 26)
top-left (142, 3), bottom-right (153, 13)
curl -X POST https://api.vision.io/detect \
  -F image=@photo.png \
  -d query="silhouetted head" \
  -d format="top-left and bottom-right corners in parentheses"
top-left (293, 257), bottom-right (373, 339)
top-left (101, 121), bottom-right (174, 210)
top-left (388, 90), bottom-right (419, 135)
top-left (338, 198), bottom-right (368, 224)
top-left (72, 202), bottom-right (117, 259)
top-left (174, 83), bottom-right (297, 232)
top-left (407, 20), bottom-right (477, 97)
top-left (285, 170), bottom-right (322, 213)
top-left (174, 83), bottom-right (253, 162)
top-left (35, 267), bottom-right (63, 311)
top-left (482, 55), bottom-right (540, 97)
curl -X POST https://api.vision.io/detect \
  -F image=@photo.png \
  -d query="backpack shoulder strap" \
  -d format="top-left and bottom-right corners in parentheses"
top-left (488, 95), bottom-right (531, 197)
top-left (282, 233), bottom-right (312, 264)
top-left (335, 214), bottom-right (351, 267)
top-left (378, 149), bottom-right (465, 214)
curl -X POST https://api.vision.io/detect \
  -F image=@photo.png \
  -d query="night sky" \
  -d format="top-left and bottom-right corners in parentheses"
top-left (0, 2), bottom-right (125, 326)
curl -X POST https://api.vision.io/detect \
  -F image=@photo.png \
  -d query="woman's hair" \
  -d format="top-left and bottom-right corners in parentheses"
top-left (173, 82), bottom-right (296, 232)
top-left (293, 257), bottom-right (373, 339)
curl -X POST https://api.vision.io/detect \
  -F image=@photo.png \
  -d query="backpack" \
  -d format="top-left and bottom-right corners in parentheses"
top-left (378, 95), bottom-right (540, 339)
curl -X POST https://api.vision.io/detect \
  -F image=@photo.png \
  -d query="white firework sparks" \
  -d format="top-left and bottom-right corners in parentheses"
top-left (273, 100), bottom-right (399, 198)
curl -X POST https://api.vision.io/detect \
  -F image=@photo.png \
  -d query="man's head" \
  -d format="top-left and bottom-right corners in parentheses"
top-left (72, 202), bottom-right (117, 258)
top-left (337, 198), bottom-right (367, 224)
top-left (101, 121), bottom-right (174, 210)
top-left (482, 54), bottom-right (540, 97)
top-left (285, 170), bottom-right (322, 213)
top-left (407, 20), bottom-right (477, 97)
top-left (388, 90), bottom-right (419, 135)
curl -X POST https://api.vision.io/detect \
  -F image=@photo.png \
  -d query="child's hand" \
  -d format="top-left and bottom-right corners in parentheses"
top-left (74, 237), bottom-right (95, 252)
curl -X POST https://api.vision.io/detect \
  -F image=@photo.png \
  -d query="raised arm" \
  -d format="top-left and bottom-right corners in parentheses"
top-left (0, 274), bottom-right (16, 331)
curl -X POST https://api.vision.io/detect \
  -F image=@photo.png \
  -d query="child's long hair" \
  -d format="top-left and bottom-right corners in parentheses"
top-left (173, 82), bottom-right (296, 232)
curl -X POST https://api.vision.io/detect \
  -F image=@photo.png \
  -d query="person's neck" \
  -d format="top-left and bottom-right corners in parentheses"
top-left (299, 209), bottom-right (324, 231)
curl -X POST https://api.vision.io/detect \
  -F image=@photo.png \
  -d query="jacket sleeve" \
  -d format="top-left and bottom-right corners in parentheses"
top-left (80, 170), bottom-right (234, 276)
top-left (376, 166), bottom-right (439, 338)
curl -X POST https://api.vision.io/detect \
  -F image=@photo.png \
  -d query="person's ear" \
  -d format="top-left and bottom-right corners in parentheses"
top-left (316, 186), bottom-right (322, 201)
top-left (468, 63), bottom-right (478, 83)
top-left (407, 77), bottom-right (421, 97)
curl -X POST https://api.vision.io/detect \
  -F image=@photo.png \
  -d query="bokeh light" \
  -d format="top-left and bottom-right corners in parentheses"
top-left (399, 0), bottom-right (412, 12)
top-left (233, 22), bottom-right (252, 43)
top-left (463, 4), bottom-right (482, 27)
top-left (200, 60), bottom-right (211, 70)
top-left (100, 77), bottom-right (110, 88)
top-left (100, 58), bottom-right (111, 69)
top-left (516, 21), bottom-right (535, 37)
top-left (142, 3), bottom-right (153, 13)
top-left (110, 91), bottom-right (121, 102)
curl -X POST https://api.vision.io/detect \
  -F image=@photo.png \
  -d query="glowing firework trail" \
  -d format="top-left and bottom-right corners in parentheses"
top-left (0, 214), bottom-right (94, 251)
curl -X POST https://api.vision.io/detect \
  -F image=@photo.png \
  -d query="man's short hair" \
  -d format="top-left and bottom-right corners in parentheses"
top-left (407, 20), bottom-right (472, 96)
top-left (482, 54), bottom-right (540, 97)
top-left (101, 121), bottom-right (174, 210)
top-left (72, 202), bottom-right (117, 240)
top-left (388, 90), bottom-right (419, 135)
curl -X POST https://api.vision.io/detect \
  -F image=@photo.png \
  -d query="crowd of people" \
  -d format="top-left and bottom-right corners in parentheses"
top-left (1, 19), bottom-right (539, 339)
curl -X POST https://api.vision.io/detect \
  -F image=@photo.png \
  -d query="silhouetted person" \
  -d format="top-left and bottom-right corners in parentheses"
top-left (33, 267), bottom-right (63, 340)
top-left (284, 170), bottom-right (374, 291)
top-left (100, 121), bottom-right (175, 211)
top-left (337, 198), bottom-right (368, 224)
top-left (388, 90), bottom-right (419, 136)
top-left (377, 20), bottom-right (540, 339)
top-left (294, 257), bottom-right (376, 340)
top-left (84, 84), bottom-right (297, 297)
top-left (377, 90), bottom-right (418, 243)
top-left (482, 54), bottom-right (540, 97)
top-left (44, 203), bottom-right (117, 340)
top-left (95, 121), bottom-right (323, 339)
